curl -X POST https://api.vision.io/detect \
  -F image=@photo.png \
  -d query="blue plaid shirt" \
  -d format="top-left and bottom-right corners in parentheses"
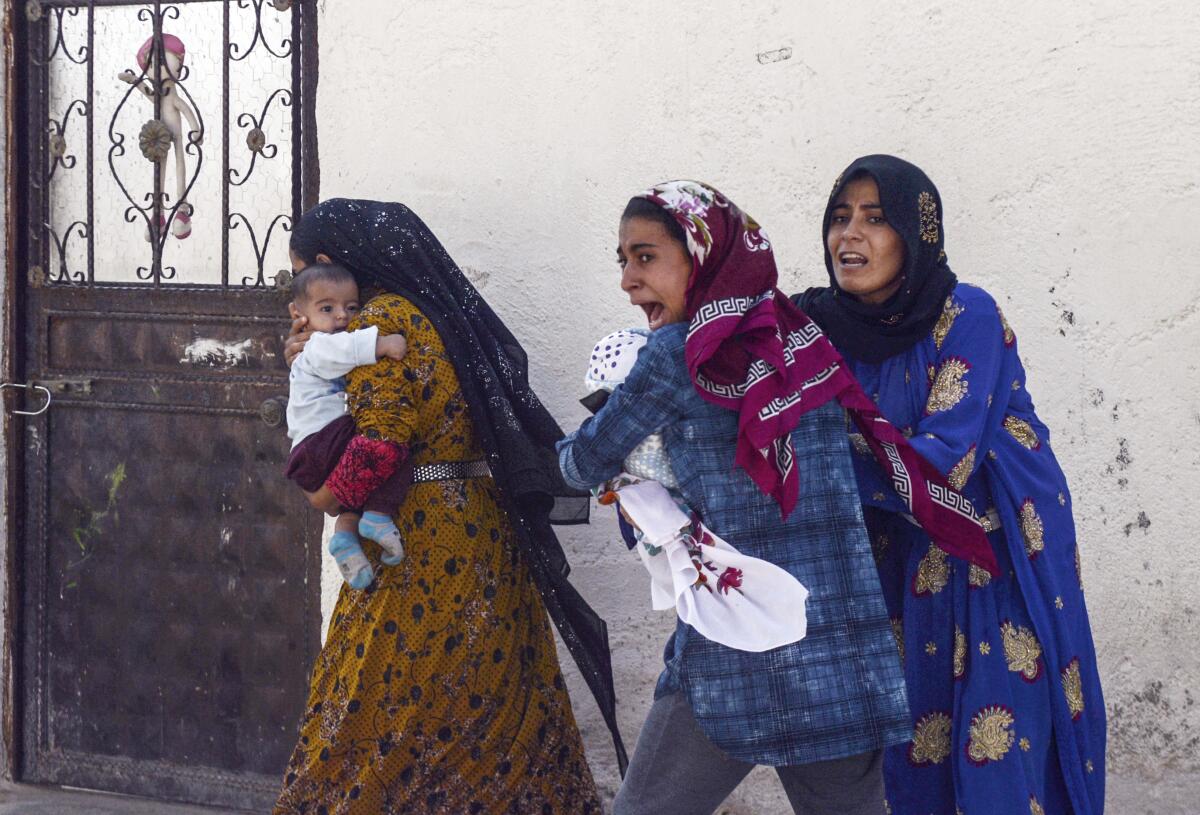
top-left (558, 323), bottom-right (910, 766)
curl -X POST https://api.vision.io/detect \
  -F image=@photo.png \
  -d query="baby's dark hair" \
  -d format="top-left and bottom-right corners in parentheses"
top-left (622, 197), bottom-right (688, 249)
top-left (291, 262), bottom-right (357, 302)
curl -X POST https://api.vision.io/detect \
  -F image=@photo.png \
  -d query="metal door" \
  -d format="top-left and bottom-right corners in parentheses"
top-left (10, 1), bottom-right (320, 809)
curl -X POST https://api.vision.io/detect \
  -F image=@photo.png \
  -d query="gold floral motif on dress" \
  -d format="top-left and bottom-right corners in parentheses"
top-left (918, 191), bottom-right (940, 244)
top-left (1031, 795), bottom-right (1045, 815)
top-left (1062, 658), bottom-right (1085, 720)
top-left (1020, 499), bottom-right (1046, 558)
top-left (954, 625), bottom-right (967, 679)
top-left (909, 711), bottom-right (952, 765)
top-left (932, 296), bottom-right (965, 350)
top-left (1001, 621), bottom-right (1043, 681)
top-left (848, 433), bottom-right (871, 456)
top-left (966, 705), bottom-right (1015, 765)
top-left (872, 532), bottom-right (891, 564)
top-left (968, 563), bottom-right (992, 588)
top-left (914, 544), bottom-right (950, 595)
top-left (949, 445), bottom-right (977, 490)
top-left (998, 305), bottom-right (1015, 346)
top-left (926, 357), bottom-right (970, 414)
top-left (891, 618), bottom-right (905, 663)
top-left (1004, 416), bottom-right (1041, 450)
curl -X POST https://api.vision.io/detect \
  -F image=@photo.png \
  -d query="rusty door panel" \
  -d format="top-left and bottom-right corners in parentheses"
top-left (20, 285), bottom-right (319, 811)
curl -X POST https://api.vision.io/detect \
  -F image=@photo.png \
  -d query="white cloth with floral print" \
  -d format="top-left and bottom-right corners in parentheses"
top-left (585, 329), bottom-right (809, 652)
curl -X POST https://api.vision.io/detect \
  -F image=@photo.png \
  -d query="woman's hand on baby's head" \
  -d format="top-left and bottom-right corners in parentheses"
top-left (376, 333), bottom-right (408, 362)
top-left (283, 314), bottom-right (313, 367)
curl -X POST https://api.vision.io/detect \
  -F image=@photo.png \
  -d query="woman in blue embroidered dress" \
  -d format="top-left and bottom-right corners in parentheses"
top-left (797, 155), bottom-right (1106, 815)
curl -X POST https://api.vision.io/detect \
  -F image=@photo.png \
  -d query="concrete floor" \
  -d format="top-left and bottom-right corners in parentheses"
top-left (0, 772), bottom-right (1195, 814)
top-left (0, 781), bottom-right (249, 814)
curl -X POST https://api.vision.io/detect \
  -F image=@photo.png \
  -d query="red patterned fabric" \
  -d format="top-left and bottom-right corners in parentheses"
top-left (636, 181), bottom-right (997, 574)
top-left (326, 435), bottom-right (407, 510)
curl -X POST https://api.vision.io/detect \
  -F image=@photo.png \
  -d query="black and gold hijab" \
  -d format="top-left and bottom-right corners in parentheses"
top-left (796, 154), bottom-right (958, 363)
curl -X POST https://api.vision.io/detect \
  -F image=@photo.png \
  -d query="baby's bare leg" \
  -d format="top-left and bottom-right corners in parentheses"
top-left (335, 511), bottom-right (360, 535)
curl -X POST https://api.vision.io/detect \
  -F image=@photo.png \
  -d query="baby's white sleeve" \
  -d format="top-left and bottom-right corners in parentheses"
top-left (295, 325), bottom-right (379, 380)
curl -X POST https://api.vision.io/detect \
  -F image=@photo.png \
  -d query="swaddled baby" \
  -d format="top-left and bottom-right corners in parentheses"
top-left (580, 329), bottom-right (809, 652)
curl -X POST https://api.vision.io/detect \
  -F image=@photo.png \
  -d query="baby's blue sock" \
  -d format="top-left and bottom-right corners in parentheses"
top-left (328, 530), bottom-right (373, 589)
top-left (359, 511), bottom-right (405, 565)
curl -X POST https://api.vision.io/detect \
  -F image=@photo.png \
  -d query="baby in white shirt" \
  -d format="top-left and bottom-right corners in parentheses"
top-left (284, 263), bottom-right (409, 589)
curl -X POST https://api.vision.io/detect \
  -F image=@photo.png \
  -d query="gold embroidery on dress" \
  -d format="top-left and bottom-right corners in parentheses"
top-left (1058, 492), bottom-right (1067, 506)
top-left (1004, 416), bottom-right (1041, 450)
top-left (966, 705), bottom-right (1015, 764)
top-left (1012, 378), bottom-right (1021, 391)
top-left (979, 641), bottom-right (992, 655)
top-left (872, 532), bottom-right (890, 564)
top-left (909, 711), bottom-right (952, 765)
top-left (926, 358), bottom-right (970, 414)
top-left (953, 626), bottom-right (967, 679)
top-left (1031, 795), bottom-right (1045, 815)
top-left (918, 191), bottom-right (940, 244)
top-left (848, 433), bottom-right (871, 456)
top-left (949, 445), bottom-right (977, 489)
top-left (1086, 759), bottom-right (1095, 773)
top-left (997, 305), bottom-right (1016, 346)
top-left (969, 563), bottom-right (992, 588)
top-left (932, 296), bottom-right (964, 351)
top-left (1001, 621), bottom-right (1043, 681)
top-left (925, 642), bottom-right (938, 655)
top-left (891, 618), bottom-right (905, 663)
top-left (1020, 499), bottom-right (1045, 558)
top-left (914, 544), bottom-right (950, 595)
top-left (1062, 658), bottom-right (1085, 720)
top-left (1020, 736), bottom-right (1031, 751)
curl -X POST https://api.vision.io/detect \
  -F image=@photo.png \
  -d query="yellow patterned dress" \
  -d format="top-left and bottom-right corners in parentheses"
top-left (274, 293), bottom-right (601, 815)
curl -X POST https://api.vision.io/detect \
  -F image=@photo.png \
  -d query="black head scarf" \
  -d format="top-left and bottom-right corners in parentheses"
top-left (291, 199), bottom-right (627, 773)
top-left (796, 155), bottom-right (957, 363)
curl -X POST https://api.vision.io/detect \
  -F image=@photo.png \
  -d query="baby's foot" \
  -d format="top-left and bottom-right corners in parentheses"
top-left (328, 530), bottom-right (373, 589)
top-left (359, 511), bottom-right (405, 565)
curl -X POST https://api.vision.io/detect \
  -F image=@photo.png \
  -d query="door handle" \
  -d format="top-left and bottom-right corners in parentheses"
top-left (0, 383), bottom-right (52, 416)
top-left (260, 396), bottom-right (288, 428)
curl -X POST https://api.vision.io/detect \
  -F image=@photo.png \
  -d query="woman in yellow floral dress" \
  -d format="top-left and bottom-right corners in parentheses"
top-left (273, 199), bottom-right (623, 814)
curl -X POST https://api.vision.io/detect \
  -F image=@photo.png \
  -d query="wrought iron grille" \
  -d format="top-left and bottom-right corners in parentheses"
top-left (20, 0), bottom-right (318, 288)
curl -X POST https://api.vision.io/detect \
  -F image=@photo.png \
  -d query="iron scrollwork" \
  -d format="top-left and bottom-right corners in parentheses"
top-left (28, 0), bottom-right (312, 289)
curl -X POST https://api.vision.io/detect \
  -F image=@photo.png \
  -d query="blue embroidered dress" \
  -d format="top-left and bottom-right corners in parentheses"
top-left (843, 283), bottom-right (1105, 814)
top-left (558, 322), bottom-right (911, 766)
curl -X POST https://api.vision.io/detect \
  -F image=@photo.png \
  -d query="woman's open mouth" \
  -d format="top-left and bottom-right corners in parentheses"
top-left (642, 302), bottom-right (667, 330)
top-left (839, 252), bottom-right (868, 269)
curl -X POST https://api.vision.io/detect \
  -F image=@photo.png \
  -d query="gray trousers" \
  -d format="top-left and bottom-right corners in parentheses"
top-left (612, 693), bottom-right (885, 815)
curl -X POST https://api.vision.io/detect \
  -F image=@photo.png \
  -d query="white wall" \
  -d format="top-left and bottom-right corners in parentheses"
top-left (312, 2), bottom-right (1200, 809)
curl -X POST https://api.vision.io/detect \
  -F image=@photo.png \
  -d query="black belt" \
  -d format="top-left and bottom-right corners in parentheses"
top-left (411, 459), bottom-right (492, 483)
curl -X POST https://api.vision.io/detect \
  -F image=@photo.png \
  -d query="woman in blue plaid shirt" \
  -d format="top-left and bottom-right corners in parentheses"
top-left (558, 181), bottom-right (984, 814)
